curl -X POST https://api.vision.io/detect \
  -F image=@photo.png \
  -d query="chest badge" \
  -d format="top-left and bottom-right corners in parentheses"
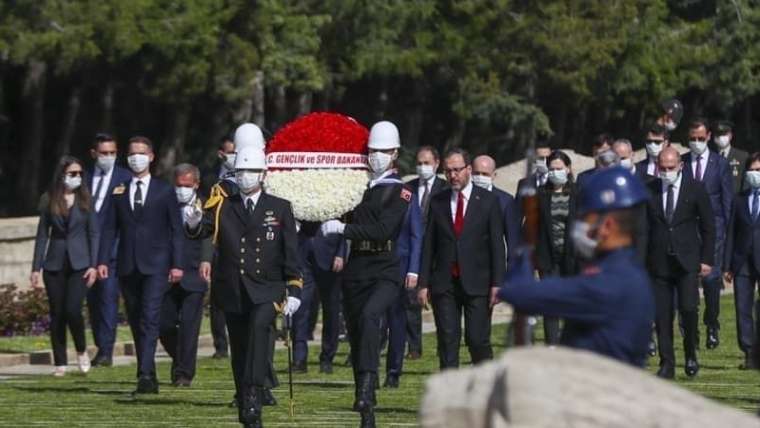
top-left (112, 185), bottom-right (126, 195)
top-left (266, 229), bottom-right (275, 241)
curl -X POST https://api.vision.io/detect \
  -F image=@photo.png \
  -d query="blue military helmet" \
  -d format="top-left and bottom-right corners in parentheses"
top-left (578, 166), bottom-right (650, 215)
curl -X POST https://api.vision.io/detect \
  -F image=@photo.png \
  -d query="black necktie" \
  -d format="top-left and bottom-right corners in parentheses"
top-left (421, 181), bottom-right (431, 221)
top-left (246, 198), bottom-right (254, 215)
top-left (665, 184), bottom-right (675, 223)
top-left (134, 181), bottom-right (143, 216)
top-left (752, 190), bottom-right (760, 222)
top-left (93, 170), bottom-right (105, 212)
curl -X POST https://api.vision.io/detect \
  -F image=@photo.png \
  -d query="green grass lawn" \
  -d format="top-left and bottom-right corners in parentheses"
top-left (0, 295), bottom-right (758, 427)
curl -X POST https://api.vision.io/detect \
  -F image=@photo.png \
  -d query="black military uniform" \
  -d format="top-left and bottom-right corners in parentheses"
top-left (339, 172), bottom-right (410, 421)
top-left (713, 121), bottom-right (748, 194)
top-left (188, 190), bottom-right (302, 426)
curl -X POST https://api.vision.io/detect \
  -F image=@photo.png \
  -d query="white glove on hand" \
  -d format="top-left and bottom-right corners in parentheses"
top-left (283, 296), bottom-right (301, 316)
top-left (320, 219), bottom-right (346, 235)
top-left (183, 205), bottom-right (203, 228)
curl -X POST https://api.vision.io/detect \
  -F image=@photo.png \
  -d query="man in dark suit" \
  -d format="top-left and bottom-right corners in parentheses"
top-left (516, 141), bottom-right (552, 203)
top-left (646, 146), bottom-right (715, 379)
top-left (681, 118), bottom-right (733, 349)
top-left (292, 222), bottom-right (345, 374)
top-left (159, 164), bottom-right (213, 387)
top-left (724, 152), bottom-right (760, 369)
top-left (185, 141), bottom-right (303, 428)
top-left (86, 133), bottom-right (132, 367)
top-left (403, 145), bottom-right (447, 360)
top-left (472, 155), bottom-right (521, 266)
top-left (576, 133), bottom-right (614, 190)
top-left (712, 120), bottom-right (748, 194)
top-left (97, 135), bottom-right (184, 394)
top-left (635, 124), bottom-right (671, 182)
top-left (418, 148), bottom-right (505, 369)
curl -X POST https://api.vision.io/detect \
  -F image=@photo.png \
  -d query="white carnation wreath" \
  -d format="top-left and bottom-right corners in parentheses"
top-left (264, 169), bottom-right (369, 222)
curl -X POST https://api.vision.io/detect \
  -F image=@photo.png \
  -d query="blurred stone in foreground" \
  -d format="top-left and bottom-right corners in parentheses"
top-left (420, 347), bottom-right (760, 428)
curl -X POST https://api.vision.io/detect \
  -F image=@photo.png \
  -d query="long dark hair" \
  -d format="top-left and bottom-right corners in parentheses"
top-left (48, 156), bottom-right (92, 216)
top-left (547, 150), bottom-right (574, 189)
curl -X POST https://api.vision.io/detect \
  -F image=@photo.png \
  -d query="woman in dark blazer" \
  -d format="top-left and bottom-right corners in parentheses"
top-left (31, 156), bottom-right (99, 376)
top-left (535, 150), bottom-right (578, 345)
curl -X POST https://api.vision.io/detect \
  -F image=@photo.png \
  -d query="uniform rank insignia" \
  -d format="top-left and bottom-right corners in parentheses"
top-left (112, 185), bottom-right (126, 195)
top-left (263, 215), bottom-right (279, 227)
top-left (400, 188), bottom-right (412, 202)
top-left (266, 229), bottom-right (275, 241)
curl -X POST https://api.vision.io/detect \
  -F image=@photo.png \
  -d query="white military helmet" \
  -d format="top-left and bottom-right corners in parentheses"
top-left (234, 146), bottom-right (267, 170)
top-left (234, 123), bottom-right (266, 151)
top-left (367, 121), bottom-right (400, 150)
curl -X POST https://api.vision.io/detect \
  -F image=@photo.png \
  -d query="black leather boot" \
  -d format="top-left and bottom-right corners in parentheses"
top-left (238, 387), bottom-right (262, 426)
top-left (360, 407), bottom-right (376, 428)
top-left (353, 373), bottom-right (374, 412)
top-left (682, 311), bottom-right (700, 378)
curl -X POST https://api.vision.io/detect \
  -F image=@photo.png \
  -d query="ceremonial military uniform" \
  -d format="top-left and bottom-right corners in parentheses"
top-left (189, 188), bottom-right (302, 425)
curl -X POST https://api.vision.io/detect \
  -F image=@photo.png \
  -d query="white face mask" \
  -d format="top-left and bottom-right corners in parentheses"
top-left (535, 158), bottom-right (549, 175)
top-left (127, 154), bottom-right (151, 174)
top-left (175, 186), bottom-right (195, 204)
top-left (660, 170), bottom-right (680, 186)
top-left (63, 175), bottom-right (82, 191)
top-left (548, 169), bottom-right (568, 186)
top-left (571, 220), bottom-right (599, 259)
top-left (646, 142), bottom-right (664, 157)
top-left (714, 135), bottom-right (730, 149)
top-left (619, 158), bottom-right (633, 171)
top-left (236, 171), bottom-right (262, 193)
top-left (746, 171), bottom-right (760, 189)
top-left (96, 155), bottom-right (116, 172)
top-left (368, 152), bottom-right (393, 174)
top-left (689, 140), bottom-right (708, 155)
top-left (416, 164), bottom-right (435, 180)
top-left (665, 120), bottom-right (677, 131)
top-left (223, 153), bottom-right (236, 170)
top-left (471, 175), bottom-right (493, 189)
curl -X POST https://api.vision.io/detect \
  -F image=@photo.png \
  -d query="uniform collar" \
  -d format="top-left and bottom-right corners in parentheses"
top-left (370, 170), bottom-right (402, 188)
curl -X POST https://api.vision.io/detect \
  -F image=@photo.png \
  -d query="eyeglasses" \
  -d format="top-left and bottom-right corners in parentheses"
top-left (65, 171), bottom-right (83, 177)
top-left (443, 166), bottom-right (468, 175)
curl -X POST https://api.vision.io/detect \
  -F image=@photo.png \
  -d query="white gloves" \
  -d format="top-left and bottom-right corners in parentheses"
top-left (183, 205), bottom-right (203, 228)
top-left (321, 219), bottom-right (346, 235)
top-left (283, 296), bottom-right (301, 316)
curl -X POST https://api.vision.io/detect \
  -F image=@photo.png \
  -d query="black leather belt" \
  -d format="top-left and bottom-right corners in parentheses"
top-left (351, 240), bottom-right (392, 253)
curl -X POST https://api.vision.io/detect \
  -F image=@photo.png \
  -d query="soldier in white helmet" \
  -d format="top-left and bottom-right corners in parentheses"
top-left (321, 121), bottom-right (413, 428)
top-left (185, 144), bottom-right (303, 428)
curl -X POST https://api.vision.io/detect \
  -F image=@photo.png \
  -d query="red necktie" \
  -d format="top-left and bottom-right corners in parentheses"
top-left (452, 191), bottom-right (464, 278)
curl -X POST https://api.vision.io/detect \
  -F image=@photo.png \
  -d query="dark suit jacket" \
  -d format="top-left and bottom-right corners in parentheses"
top-left (635, 158), bottom-right (657, 181)
top-left (419, 184), bottom-right (505, 297)
top-left (576, 168), bottom-right (597, 190)
top-left (682, 151), bottom-right (733, 224)
top-left (535, 183), bottom-right (578, 275)
top-left (492, 186), bottom-right (521, 266)
top-left (721, 147), bottom-right (749, 194)
top-left (33, 195), bottom-right (100, 272)
top-left (645, 178), bottom-right (715, 276)
top-left (724, 190), bottom-right (760, 274)
top-left (396, 188), bottom-right (423, 276)
top-left (406, 176), bottom-right (448, 223)
top-left (297, 221), bottom-right (347, 272)
top-left (189, 192), bottom-right (302, 311)
top-left (99, 177), bottom-right (183, 276)
top-left (87, 165), bottom-right (131, 261)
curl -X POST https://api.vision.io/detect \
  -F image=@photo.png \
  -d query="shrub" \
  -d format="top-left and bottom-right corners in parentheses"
top-left (0, 284), bottom-right (50, 336)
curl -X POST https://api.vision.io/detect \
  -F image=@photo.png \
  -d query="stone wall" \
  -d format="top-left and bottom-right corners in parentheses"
top-left (0, 216), bottom-right (39, 290)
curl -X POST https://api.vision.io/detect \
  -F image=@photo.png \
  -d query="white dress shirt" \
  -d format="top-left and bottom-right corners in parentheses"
top-left (647, 160), bottom-right (658, 176)
top-left (417, 175), bottom-right (437, 205)
top-left (129, 174), bottom-right (152, 210)
top-left (92, 167), bottom-right (114, 212)
top-left (450, 181), bottom-right (473, 222)
top-left (661, 173), bottom-right (682, 214)
top-left (690, 150), bottom-right (710, 179)
top-left (242, 190), bottom-right (262, 210)
top-left (720, 147), bottom-right (732, 159)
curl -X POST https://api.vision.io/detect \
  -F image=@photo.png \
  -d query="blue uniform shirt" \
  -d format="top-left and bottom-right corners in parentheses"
top-left (498, 247), bottom-right (654, 366)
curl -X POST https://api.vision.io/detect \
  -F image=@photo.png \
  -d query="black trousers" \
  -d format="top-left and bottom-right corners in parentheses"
top-left (225, 293), bottom-right (278, 397)
top-left (293, 261), bottom-right (341, 364)
top-left (653, 259), bottom-right (699, 367)
top-left (343, 277), bottom-right (399, 379)
top-left (209, 302), bottom-right (228, 354)
top-left (404, 289), bottom-right (423, 355)
top-left (734, 260), bottom-right (760, 355)
top-left (121, 272), bottom-right (169, 378)
top-left (431, 279), bottom-right (493, 369)
top-left (43, 262), bottom-right (88, 366)
top-left (159, 286), bottom-right (205, 381)
top-left (539, 263), bottom-right (567, 345)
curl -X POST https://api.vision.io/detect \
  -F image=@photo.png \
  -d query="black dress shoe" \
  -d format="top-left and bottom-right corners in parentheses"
top-left (212, 350), bottom-right (228, 359)
top-left (383, 375), bottom-right (399, 388)
top-left (685, 358), bottom-right (699, 377)
top-left (319, 361), bottom-right (333, 374)
top-left (706, 328), bottom-right (720, 350)
top-left (740, 353), bottom-right (760, 370)
top-left (656, 364), bottom-right (675, 379)
top-left (135, 376), bottom-right (159, 394)
top-left (261, 388), bottom-right (277, 406)
top-left (292, 360), bottom-right (307, 373)
top-left (173, 377), bottom-right (192, 387)
top-left (92, 355), bottom-right (113, 367)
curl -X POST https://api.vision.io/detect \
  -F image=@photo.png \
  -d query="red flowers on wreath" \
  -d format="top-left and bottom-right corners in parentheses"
top-left (267, 112), bottom-right (369, 154)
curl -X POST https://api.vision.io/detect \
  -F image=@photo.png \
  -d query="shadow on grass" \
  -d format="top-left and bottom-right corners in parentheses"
top-left (292, 380), bottom-right (352, 388)
top-left (12, 385), bottom-right (126, 396)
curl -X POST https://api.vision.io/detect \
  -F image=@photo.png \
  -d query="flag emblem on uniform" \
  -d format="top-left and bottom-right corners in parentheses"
top-left (400, 188), bottom-right (412, 202)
